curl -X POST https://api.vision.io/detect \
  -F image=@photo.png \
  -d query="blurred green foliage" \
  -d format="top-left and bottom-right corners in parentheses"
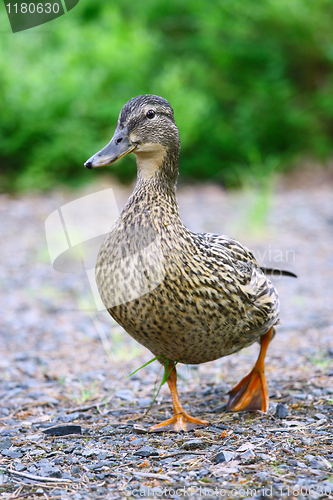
top-left (0, 0), bottom-right (333, 191)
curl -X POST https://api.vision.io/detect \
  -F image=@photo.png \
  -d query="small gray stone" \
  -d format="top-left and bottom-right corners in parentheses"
top-left (0, 437), bottom-right (12, 450)
top-left (97, 451), bottom-right (107, 460)
top-left (256, 472), bottom-right (269, 481)
top-left (293, 393), bottom-right (307, 400)
top-left (275, 403), bottom-right (290, 418)
top-left (233, 426), bottom-right (246, 434)
top-left (58, 412), bottom-right (80, 423)
top-left (301, 437), bottom-right (314, 445)
top-left (258, 453), bottom-right (272, 461)
top-left (309, 460), bottom-right (326, 470)
top-left (133, 446), bottom-right (159, 457)
top-left (133, 424), bottom-right (147, 434)
top-left (182, 439), bottom-right (207, 450)
top-left (314, 413), bottom-right (327, 420)
top-left (197, 468), bottom-right (210, 477)
top-left (240, 449), bottom-right (256, 464)
top-left (212, 404), bottom-right (226, 413)
top-left (1, 449), bottom-right (23, 458)
top-left (63, 445), bottom-right (75, 454)
top-left (130, 437), bottom-right (143, 446)
top-left (115, 389), bottom-right (134, 401)
top-left (39, 465), bottom-right (62, 478)
top-left (214, 450), bottom-right (237, 463)
top-left (49, 489), bottom-right (66, 497)
top-left (27, 390), bottom-right (46, 400)
top-left (14, 461), bottom-right (26, 472)
top-left (82, 448), bottom-right (103, 457)
top-left (138, 398), bottom-right (152, 407)
top-left (36, 459), bottom-right (51, 467)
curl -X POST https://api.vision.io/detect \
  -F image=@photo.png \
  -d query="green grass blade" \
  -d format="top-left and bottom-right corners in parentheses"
top-left (126, 356), bottom-right (161, 378)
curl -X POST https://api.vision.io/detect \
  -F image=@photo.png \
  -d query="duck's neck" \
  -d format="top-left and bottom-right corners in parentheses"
top-left (135, 144), bottom-right (179, 186)
top-left (136, 147), bottom-right (179, 198)
top-left (123, 150), bottom-right (181, 222)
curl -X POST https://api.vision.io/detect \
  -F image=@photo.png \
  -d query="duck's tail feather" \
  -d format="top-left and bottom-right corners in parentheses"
top-left (261, 267), bottom-right (297, 278)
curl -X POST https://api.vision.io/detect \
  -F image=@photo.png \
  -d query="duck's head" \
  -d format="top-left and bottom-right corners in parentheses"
top-left (85, 95), bottom-right (180, 182)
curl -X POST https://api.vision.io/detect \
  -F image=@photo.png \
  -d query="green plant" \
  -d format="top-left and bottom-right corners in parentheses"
top-left (307, 350), bottom-right (332, 370)
top-left (69, 380), bottom-right (98, 404)
top-left (127, 355), bottom-right (178, 413)
top-left (0, 0), bottom-right (333, 191)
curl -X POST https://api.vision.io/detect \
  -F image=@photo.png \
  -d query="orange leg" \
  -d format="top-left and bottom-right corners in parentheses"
top-left (226, 327), bottom-right (273, 413)
top-left (149, 363), bottom-right (209, 432)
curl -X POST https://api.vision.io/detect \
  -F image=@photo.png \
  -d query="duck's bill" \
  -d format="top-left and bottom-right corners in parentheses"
top-left (84, 126), bottom-right (136, 169)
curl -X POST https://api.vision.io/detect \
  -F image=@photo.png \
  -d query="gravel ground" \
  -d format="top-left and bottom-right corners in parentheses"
top-left (0, 170), bottom-right (333, 500)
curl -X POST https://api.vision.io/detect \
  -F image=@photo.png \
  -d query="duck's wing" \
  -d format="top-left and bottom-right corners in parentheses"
top-left (197, 233), bottom-right (260, 270)
top-left (198, 233), bottom-right (297, 279)
top-left (195, 233), bottom-right (280, 327)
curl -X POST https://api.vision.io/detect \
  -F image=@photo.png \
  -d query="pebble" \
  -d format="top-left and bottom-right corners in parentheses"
top-left (212, 404), bottom-right (227, 413)
top-left (71, 466), bottom-right (81, 475)
top-left (293, 393), bottom-right (307, 400)
top-left (0, 437), bottom-right (12, 450)
top-left (314, 413), bottom-right (327, 420)
top-left (115, 389), bottom-right (134, 401)
top-left (1, 449), bottom-right (23, 458)
top-left (197, 468), bottom-right (210, 478)
top-left (214, 450), bottom-right (237, 463)
top-left (275, 403), bottom-right (290, 418)
top-left (301, 437), bottom-right (314, 445)
top-left (240, 449), bottom-right (256, 464)
top-left (309, 460), bottom-right (326, 470)
top-left (182, 439), bottom-right (207, 450)
top-left (58, 412), bottom-right (80, 423)
top-left (82, 447), bottom-right (105, 457)
top-left (39, 465), bottom-right (62, 478)
top-left (133, 446), bottom-right (159, 457)
top-left (14, 461), bottom-right (26, 471)
top-left (43, 424), bottom-right (82, 436)
top-left (133, 424), bottom-right (147, 434)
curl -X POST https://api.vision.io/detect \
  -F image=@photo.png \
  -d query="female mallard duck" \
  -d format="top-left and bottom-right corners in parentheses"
top-left (85, 95), bottom-right (295, 432)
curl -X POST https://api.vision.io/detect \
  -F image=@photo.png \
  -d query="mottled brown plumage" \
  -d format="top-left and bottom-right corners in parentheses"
top-left (85, 95), bottom-right (292, 432)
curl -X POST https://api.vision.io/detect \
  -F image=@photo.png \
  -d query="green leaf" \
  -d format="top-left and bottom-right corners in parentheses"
top-left (145, 359), bottom-right (178, 415)
top-left (126, 356), bottom-right (161, 378)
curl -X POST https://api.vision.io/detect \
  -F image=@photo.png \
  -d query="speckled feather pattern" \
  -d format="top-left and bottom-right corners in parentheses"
top-left (95, 95), bottom-right (279, 366)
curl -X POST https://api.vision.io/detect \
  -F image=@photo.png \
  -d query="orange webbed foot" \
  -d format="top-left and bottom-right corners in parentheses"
top-left (149, 410), bottom-right (208, 433)
top-left (226, 367), bottom-right (268, 412)
top-left (149, 361), bottom-right (209, 433)
top-left (226, 327), bottom-right (273, 413)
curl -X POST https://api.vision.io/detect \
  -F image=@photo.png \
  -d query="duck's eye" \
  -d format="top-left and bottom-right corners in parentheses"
top-left (146, 110), bottom-right (155, 119)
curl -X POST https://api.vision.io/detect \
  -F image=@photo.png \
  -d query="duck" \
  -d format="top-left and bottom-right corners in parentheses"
top-left (84, 94), bottom-right (296, 432)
